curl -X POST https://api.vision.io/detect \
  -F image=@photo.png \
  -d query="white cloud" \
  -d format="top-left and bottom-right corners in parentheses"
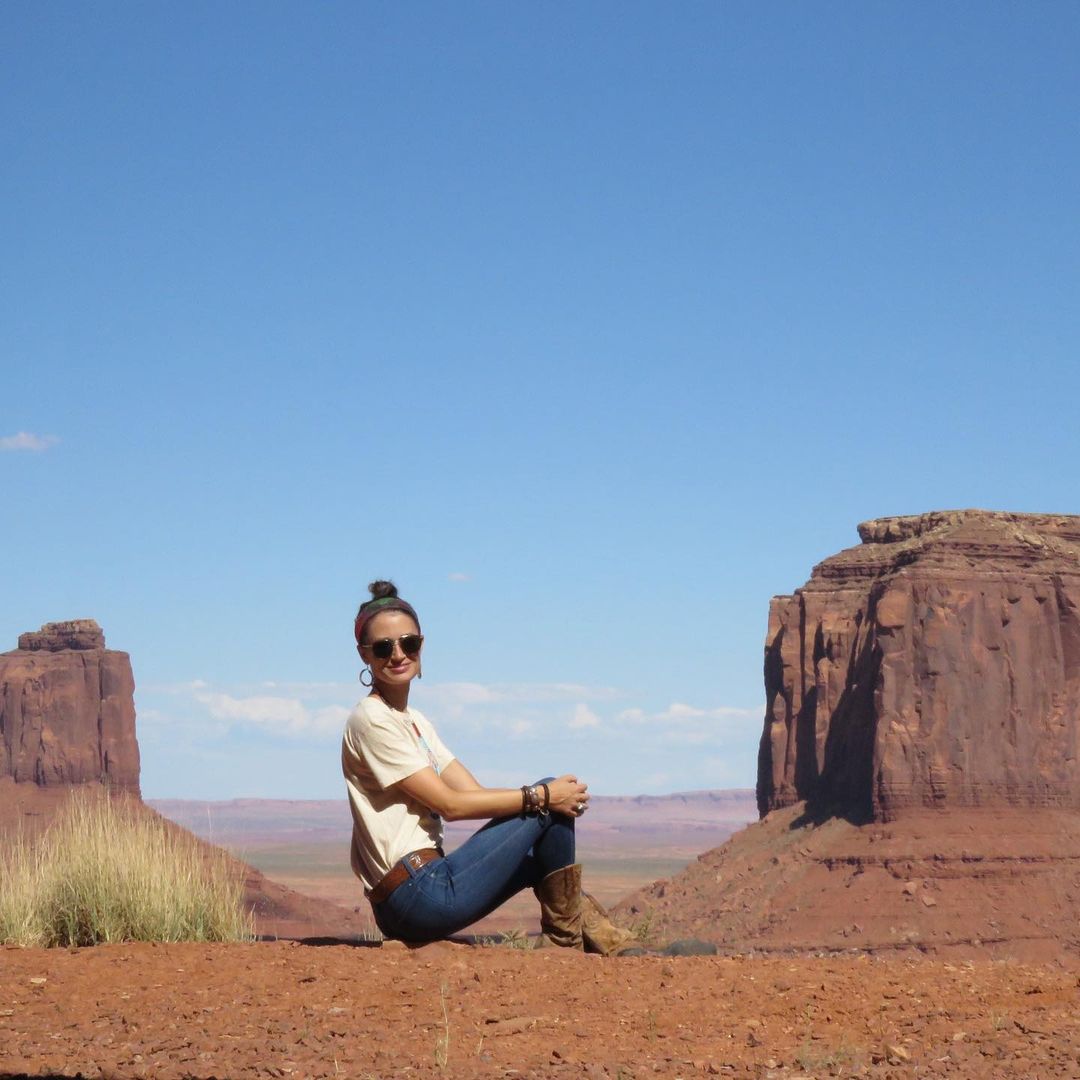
top-left (530, 683), bottom-right (622, 703)
top-left (569, 703), bottom-right (601, 729)
top-left (664, 702), bottom-right (708, 719)
top-left (259, 679), bottom-right (355, 694)
top-left (1, 431), bottom-right (59, 452)
top-left (414, 680), bottom-right (761, 756)
top-left (447, 572), bottom-right (471, 582)
top-left (422, 681), bottom-right (502, 708)
top-left (618, 702), bottom-right (761, 726)
top-left (411, 681), bottom-right (630, 743)
top-left (140, 678), bottom-right (209, 695)
top-left (414, 681), bottom-right (621, 724)
top-left (138, 672), bottom-right (762, 767)
top-left (604, 702), bottom-right (763, 747)
top-left (194, 691), bottom-right (349, 737)
top-left (198, 691), bottom-right (304, 725)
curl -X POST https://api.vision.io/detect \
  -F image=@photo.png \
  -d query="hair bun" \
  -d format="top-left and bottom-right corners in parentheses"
top-left (368, 579), bottom-right (399, 601)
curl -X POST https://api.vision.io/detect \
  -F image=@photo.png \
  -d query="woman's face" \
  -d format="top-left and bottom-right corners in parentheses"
top-left (359, 610), bottom-right (423, 689)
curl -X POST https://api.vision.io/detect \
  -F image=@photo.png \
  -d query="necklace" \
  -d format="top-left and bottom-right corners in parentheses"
top-left (375, 692), bottom-right (441, 777)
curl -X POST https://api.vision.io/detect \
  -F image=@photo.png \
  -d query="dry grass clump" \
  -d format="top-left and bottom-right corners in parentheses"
top-left (0, 790), bottom-right (253, 947)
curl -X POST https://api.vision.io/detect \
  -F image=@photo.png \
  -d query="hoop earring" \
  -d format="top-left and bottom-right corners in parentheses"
top-left (359, 666), bottom-right (373, 687)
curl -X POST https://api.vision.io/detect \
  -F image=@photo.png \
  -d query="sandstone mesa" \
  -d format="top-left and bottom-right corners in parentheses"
top-left (760, 509), bottom-right (1080, 821)
top-left (620, 510), bottom-right (1080, 965)
top-left (1, 619), bottom-right (140, 794)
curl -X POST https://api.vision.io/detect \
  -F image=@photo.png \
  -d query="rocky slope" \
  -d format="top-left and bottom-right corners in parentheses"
top-left (759, 510), bottom-right (1080, 821)
top-left (616, 801), bottom-right (1080, 965)
top-left (0, 620), bottom-right (141, 793)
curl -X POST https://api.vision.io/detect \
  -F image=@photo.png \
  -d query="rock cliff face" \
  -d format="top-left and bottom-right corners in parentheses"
top-left (758, 511), bottom-right (1080, 822)
top-left (0, 620), bottom-right (140, 794)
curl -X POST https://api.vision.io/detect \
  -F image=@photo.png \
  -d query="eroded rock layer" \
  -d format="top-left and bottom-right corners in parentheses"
top-left (615, 801), bottom-right (1080, 966)
top-left (0, 620), bottom-right (140, 793)
top-left (758, 510), bottom-right (1080, 821)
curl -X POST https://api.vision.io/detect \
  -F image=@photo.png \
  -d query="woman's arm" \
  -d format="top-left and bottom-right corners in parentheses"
top-left (439, 759), bottom-right (484, 792)
top-left (395, 768), bottom-right (588, 822)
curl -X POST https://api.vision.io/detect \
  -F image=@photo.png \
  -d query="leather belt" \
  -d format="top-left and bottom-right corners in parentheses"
top-left (369, 847), bottom-right (444, 905)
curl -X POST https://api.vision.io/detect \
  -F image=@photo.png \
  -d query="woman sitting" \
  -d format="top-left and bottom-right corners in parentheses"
top-left (341, 580), bottom-right (639, 954)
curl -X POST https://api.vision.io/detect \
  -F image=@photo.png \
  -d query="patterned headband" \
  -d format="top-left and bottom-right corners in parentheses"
top-left (354, 596), bottom-right (421, 646)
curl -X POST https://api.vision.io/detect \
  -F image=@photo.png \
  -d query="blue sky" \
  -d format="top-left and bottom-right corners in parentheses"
top-left (3, 3), bottom-right (1078, 799)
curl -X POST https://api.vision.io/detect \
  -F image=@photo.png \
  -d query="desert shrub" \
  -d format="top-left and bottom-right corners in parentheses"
top-left (0, 790), bottom-right (253, 947)
top-left (629, 907), bottom-right (656, 943)
top-left (477, 927), bottom-right (533, 949)
top-left (497, 927), bottom-right (534, 949)
top-left (0, 825), bottom-right (40, 945)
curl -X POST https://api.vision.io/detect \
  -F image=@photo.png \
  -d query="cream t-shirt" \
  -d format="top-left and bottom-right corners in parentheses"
top-left (341, 695), bottom-right (456, 895)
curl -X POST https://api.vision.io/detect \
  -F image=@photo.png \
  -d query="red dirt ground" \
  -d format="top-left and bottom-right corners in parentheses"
top-left (3, 939), bottom-right (1080, 1078)
top-left (8, 786), bottom-right (1080, 1076)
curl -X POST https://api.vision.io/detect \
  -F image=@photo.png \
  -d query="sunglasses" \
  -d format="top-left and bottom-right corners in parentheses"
top-left (366, 633), bottom-right (424, 660)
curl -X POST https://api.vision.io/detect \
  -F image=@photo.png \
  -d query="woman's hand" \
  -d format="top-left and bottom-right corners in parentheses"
top-left (546, 774), bottom-right (590, 817)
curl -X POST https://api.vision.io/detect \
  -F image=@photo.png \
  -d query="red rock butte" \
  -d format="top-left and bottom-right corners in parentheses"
top-left (618, 511), bottom-right (1080, 964)
top-left (759, 510), bottom-right (1080, 822)
top-left (0, 619), bottom-right (140, 794)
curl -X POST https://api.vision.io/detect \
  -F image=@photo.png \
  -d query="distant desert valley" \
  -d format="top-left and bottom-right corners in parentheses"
top-left (148, 790), bottom-right (758, 938)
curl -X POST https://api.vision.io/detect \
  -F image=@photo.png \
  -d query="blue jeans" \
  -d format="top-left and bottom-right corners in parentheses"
top-left (373, 781), bottom-right (575, 943)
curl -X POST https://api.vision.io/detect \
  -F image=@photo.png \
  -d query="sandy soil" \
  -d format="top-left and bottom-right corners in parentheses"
top-left (3, 939), bottom-right (1080, 1078)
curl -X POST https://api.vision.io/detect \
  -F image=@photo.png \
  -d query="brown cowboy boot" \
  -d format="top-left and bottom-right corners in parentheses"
top-left (581, 891), bottom-right (647, 956)
top-left (533, 864), bottom-right (584, 949)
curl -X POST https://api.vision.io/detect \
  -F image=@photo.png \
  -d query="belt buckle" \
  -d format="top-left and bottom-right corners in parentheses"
top-left (406, 851), bottom-right (426, 871)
